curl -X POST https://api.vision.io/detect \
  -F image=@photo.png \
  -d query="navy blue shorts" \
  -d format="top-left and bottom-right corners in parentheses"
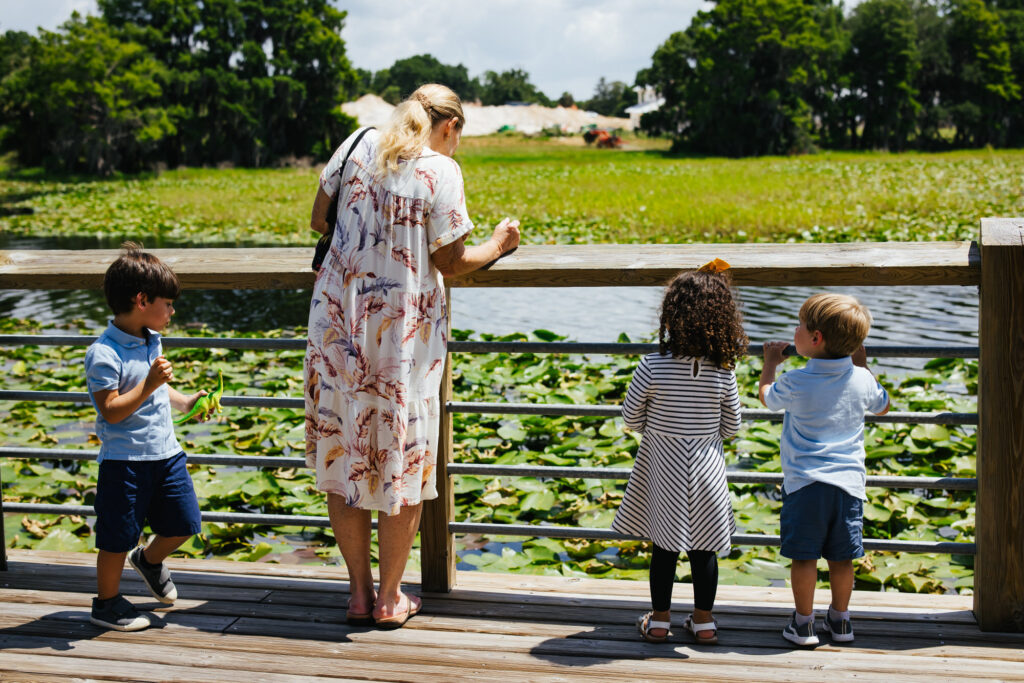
top-left (94, 452), bottom-right (201, 553)
top-left (780, 481), bottom-right (864, 561)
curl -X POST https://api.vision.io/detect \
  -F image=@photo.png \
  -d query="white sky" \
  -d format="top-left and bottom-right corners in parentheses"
top-left (1, 0), bottom-right (709, 100)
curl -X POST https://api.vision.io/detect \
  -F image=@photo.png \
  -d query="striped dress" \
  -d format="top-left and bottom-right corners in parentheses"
top-left (611, 353), bottom-right (742, 553)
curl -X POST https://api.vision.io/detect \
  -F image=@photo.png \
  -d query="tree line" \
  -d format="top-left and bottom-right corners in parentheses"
top-left (353, 53), bottom-right (635, 117)
top-left (2, 0), bottom-right (1021, 174)
top-left (639, 0), bottom-right (1024, 155)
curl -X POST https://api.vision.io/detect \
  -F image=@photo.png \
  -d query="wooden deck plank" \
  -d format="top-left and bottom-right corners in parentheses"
top-left (0, 242), bottom-right (981, 290)
top-left (3, 550), bottom-right (1021, 683)
top-left (0, 652), bottom-right (367, 683)
top-left (3, 549), bottom-right (977, 610)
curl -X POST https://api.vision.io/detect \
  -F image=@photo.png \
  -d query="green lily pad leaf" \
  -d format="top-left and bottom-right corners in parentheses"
top-left (521, 489), bottom-right (556, 511)
top-left (863, 503), bottom-right (893, 522)
top-left (910, 423), bottom-right (950, 444)
top-left (36, 528), bottom-right (88, 552)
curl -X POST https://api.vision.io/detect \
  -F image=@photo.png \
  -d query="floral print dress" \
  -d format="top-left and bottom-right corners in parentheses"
top-left (305, 128), bottom-right (474, 515)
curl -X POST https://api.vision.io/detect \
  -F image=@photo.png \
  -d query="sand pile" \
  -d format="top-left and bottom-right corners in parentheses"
top-left (342, 94), bottom-right (632, 135)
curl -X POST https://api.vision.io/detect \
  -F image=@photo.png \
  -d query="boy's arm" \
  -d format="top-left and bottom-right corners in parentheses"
top-left (852, 345), bottom-right (891, 415)
top-left (168, 386), bottom-right (207, 414)
top-left (758, 341), bottom-right (789, 406)
top-left (92, 356), bottom-right (173, 424)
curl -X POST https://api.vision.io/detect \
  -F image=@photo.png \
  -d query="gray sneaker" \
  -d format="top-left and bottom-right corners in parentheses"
top-left (128, 546), bottom-right (177, 604)
top-left (90, 595), bottom-right (151, 631)
top-left (782, 611), bottom-right (820, 647)
top-left (823, 611), bottom-right (855, 642)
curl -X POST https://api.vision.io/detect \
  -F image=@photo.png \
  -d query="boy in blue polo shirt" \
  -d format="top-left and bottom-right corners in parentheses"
top-left (759, 293), bottom-right (890, 647)
top-left (84, 242), bottom-right (207, 631)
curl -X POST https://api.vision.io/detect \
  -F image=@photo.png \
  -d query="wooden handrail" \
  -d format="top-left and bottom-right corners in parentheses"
top-left (2, 232), bottom-right (1020, 634)
top-left (0, 241), bottom-right (980, 289)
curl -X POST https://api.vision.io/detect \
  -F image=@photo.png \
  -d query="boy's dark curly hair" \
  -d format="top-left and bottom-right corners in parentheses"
top-left (103, 241), bottom-right (180, 314)
top-left (658, 270), bottom-right (748, 369)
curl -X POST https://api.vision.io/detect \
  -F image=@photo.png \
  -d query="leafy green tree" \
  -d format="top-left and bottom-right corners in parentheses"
top-left (374, 54), bottom-right (479, 102)
top-left (911, 0), bottom-right (953, 147)
top-left (639, 0), bottom-right (839, 156)
top-left (0, 15), bottom-right (173, 174)
top-left (557, 91), bottom-right (575, 108)
top-left (479, 68), bottom-right (552, 106)
top-left (582, 78), bottom-right (634, 117)
top-left (992, 0), bottom-right (1024, 144)
top-left (845, 0), bottom-right (921, 150)
top-left (944, 0), bottom-right (1020, 146)
top-left (99, 0), bottom-right (358, 165)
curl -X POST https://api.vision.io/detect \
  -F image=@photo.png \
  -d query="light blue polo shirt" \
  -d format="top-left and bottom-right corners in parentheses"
top-left (84, 321), bottom-right (181, 463)
top-left (764, 356), bottom-right (889, 500)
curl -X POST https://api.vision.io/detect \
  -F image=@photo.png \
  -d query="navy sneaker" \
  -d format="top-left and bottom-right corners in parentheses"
top-left (823, 611), bottom-right (855, 642)
top-left (782, 611), bottom-right (819, 647)
top-left (128, 546), bottom-right (177, 604)
top-left (90, 595), bottom-right (151, 631)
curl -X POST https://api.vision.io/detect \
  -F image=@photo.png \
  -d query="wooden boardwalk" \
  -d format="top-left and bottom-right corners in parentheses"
top-left (2, 551), bottom-right (1023, 682)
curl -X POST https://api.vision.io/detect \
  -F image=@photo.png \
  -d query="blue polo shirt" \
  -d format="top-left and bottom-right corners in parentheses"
top-left (764, 356), bottom-right (889, 500)
top-left (84, 321), bottom-right (181, 463)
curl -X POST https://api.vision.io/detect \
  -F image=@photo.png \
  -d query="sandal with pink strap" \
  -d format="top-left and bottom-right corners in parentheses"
top-left (637, 611), bottom-right (671, 643)
top-left (684, 614), bottom-right (719, 645)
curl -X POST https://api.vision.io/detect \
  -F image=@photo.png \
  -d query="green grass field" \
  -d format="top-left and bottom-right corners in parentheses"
top-left (2, 137), bottom-right (1022, 246)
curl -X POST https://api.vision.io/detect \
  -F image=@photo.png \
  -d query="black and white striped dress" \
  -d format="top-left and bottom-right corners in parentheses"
top-left (611, 353), bottom-right (742, 553)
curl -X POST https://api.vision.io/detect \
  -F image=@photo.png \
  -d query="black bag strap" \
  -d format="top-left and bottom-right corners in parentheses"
top-left (331, 126), bottom-right (374, 198)
top-left (313, 126), bottom-right (375, 272)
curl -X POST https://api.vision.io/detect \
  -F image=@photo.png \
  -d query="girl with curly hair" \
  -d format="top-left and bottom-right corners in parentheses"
top-left (611, 262), bottom-right (747, 645)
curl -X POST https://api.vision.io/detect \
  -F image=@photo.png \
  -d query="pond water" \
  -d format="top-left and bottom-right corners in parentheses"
top-left (1, 236), bottom-right (978, 373)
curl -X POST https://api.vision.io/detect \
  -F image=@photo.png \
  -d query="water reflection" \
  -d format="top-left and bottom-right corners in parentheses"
top-left (1, 283), bottom-right (977, 372)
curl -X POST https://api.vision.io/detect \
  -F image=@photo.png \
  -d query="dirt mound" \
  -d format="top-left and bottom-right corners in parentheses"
top-left (342, 94), bottom-right (631, 136)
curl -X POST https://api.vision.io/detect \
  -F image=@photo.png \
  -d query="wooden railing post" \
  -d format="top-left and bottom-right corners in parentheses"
top-left (420, 285), bottom-right (456, 592)
top-left (1, 463), bottom-right (7, 570)
top-left (975, 217), bottom-right (1024, 632)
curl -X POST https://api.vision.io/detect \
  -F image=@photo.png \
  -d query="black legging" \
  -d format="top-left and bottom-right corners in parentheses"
top-left (650, 544), bottom-right (718, 612)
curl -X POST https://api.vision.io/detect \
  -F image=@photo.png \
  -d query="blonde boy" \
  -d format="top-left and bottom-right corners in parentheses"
top-left (759, 293), bottom-right (890, 646)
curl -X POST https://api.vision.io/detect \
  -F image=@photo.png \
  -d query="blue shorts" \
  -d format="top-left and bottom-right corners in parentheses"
top-left (94, 452), bottom-right (201, 553)
top-left (780, 481), bottom-right (864, 561)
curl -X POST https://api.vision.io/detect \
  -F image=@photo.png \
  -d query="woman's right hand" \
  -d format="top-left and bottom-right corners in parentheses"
top-left (490, 217), bottom-right (521, 255)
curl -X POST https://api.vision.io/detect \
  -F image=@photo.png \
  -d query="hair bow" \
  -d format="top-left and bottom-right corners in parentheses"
top-left (698, 258), bottom-right (731, 273)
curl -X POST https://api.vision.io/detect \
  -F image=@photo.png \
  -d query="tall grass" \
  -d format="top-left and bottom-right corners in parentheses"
top-left (1, 138), bottom-right (1022, 246)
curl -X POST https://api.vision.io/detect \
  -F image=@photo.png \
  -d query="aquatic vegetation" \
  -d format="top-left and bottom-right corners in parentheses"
top-left (1, 144), bottom-right (1023, 246)
top-left (0, 317), bottom-right (976, 592)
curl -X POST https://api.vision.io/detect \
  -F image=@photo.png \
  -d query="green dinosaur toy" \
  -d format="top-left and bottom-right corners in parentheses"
top-left (174, 371), bottom-right (224, 424)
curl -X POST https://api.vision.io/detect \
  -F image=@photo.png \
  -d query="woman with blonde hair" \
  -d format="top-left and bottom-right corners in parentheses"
top-left (305, 83), bottom-right (520, 628)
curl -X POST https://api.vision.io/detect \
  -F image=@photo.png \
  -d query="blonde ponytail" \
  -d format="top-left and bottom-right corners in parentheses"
top-left (376, 83), bottom-right (464, 176)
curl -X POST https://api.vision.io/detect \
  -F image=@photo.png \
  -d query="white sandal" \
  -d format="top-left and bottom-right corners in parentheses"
top-left (684, 614), bottom-right (719, 644)
top-left (637, 611), bottom-right (671, 643)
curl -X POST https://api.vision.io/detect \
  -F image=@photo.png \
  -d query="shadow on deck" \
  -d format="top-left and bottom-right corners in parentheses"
top-left (2, 550), bottom-right (1023, 682)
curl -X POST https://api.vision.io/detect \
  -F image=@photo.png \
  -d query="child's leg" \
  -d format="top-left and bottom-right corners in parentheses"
top-left (686, 549), bottom-right (718, 640)
top-left (97, 550), bottom-right (128, 600)
top-left (790, 559), bottom-right (818, 616)
top-left (143, 535), bottom-right (192, 564)
top-left (649, 544), bottom-right (679, 635)
top-left (686, 550), bottom-right (718, 615)
top-left (826, 560), bottom-right (854, 611)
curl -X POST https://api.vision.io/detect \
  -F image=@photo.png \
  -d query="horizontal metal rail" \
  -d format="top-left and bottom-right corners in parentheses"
top-left (1, 502), bottom-right (972, 554)
top-left (2, 502), bottom-right (351, 529)
top-left (448, 401), bottom-right (976, 425)
top-left (449, 523), bottom-right (974, 554)
top-left (447, 463), bottom-right (977, 491)
top-left (0, 390), bottom-right (299, 409)
top-left (1, 448), bottom-right (976, 491)
top-left (0, 391), bottom-right (977, 426)
top-left (0, 447), bottom-right (305, 469)
top-left (0, 334), bottom-right (979, 359)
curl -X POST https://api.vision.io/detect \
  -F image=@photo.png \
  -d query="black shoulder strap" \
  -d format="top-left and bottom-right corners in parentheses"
top-left (335, 126), bottom-right (375, 182)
